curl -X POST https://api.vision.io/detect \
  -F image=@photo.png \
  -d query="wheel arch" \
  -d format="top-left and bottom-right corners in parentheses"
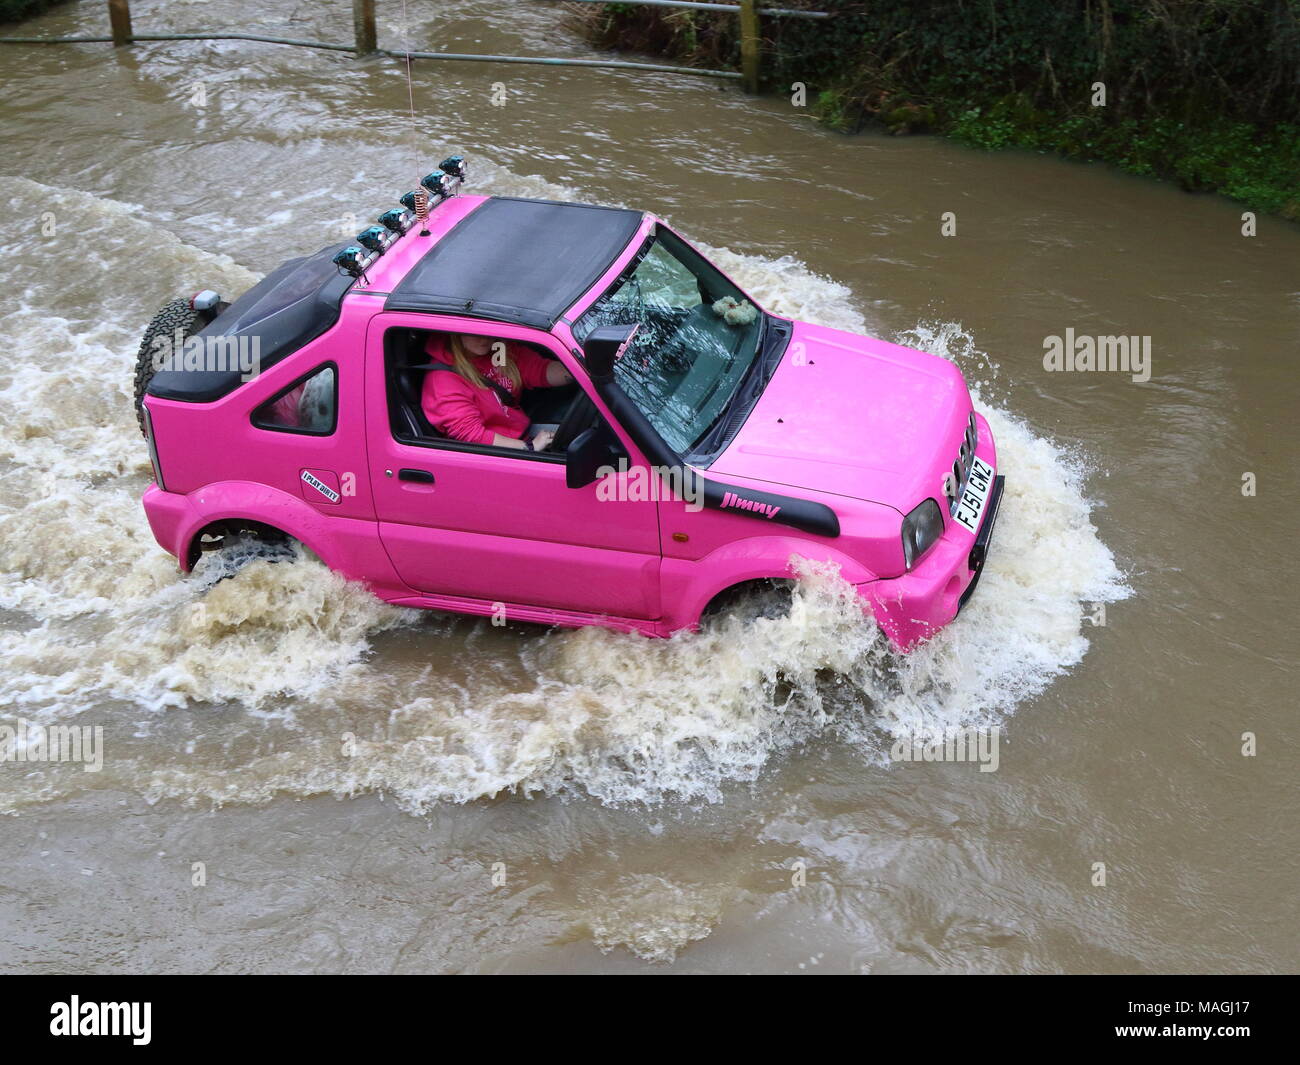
top-left (170, 481), bottom-right (343, 574)
top-left (665, 535), bottom-right (879, 631)
top-left (184, 517), bottom-right (296, 571)
top-left (701, 576), bottom-right (797, 619)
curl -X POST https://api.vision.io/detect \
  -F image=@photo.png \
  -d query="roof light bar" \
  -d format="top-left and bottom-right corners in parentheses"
top-left (333, 155), bottom-right (471, 278)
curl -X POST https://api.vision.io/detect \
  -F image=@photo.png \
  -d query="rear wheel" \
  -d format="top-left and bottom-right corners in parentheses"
top-left (134, 298), bottom-right (201, 435)
top-left (190, 522), bottom-right (298, 583)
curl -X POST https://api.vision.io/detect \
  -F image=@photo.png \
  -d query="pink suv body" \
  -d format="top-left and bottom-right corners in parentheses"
top-left (140, 174), bottom-right (1003, 650)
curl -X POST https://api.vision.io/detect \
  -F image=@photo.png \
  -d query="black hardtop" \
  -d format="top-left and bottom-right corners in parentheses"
top-left (385, 197), bottom-right (644, 329)
top-left (146, 241), bottom-right (353, 403)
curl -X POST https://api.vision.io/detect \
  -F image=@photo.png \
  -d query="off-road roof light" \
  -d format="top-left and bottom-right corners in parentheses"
top-left (377, 208), bottom-right (409, 233)
top-left (332, 245), bottom-right (369, 278)
top-left (421, 171), bottom-right (454, 199)
top-left (398, 190), bottom-right (419, 212)
top-left (438, 155), bottom-right (467, 182)
top-left (356, 225), bottom-right (388, 253)
top-left (191, 290), bottom-right (221, 312)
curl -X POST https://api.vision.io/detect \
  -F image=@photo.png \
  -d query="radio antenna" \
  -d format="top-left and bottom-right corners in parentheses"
top-left (401, 0), bottom-right (418, 177)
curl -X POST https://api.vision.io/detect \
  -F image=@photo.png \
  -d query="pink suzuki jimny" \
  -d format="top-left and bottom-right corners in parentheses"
top-left (135, 156), bottom-right (1003, 650)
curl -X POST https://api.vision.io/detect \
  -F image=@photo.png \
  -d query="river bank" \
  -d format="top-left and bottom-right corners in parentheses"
top-left (578, 0), bottom-right (1300, 219)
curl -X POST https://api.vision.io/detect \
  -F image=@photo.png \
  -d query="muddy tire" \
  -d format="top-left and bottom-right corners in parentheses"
top-left (193, 524), bottom-right (299, 586)
top-left (702, 578), bottom-right (795, 628)
top-left (134, 298), bottom-right (201, 435)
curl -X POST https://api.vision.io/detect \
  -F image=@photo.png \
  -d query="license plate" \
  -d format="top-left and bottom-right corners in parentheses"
top-left (952, 456), bottom-right (995, 535)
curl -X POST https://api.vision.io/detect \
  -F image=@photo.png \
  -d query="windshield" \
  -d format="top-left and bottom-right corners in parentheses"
top-left (572, 226), bottom-right (763, 453)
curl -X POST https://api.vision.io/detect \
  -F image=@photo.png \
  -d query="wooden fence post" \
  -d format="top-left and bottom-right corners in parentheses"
top-left (108, 0), bottom-right (133, 47)
top-left (353, 0), bottom-right (377, 56)
top-left (739, 0), bottom-right (760, 94)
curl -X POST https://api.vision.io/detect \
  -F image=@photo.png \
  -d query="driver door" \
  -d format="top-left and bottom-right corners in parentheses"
top-left (365, 312), bottom-right (663, 620)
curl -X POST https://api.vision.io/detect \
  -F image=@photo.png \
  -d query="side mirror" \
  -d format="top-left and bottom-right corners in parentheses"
top-left (566, 426), bottom-right (612, 489)
top-left (581, 323), bottom-right (639, 382)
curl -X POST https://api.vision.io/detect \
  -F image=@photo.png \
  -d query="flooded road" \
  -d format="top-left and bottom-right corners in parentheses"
top-left (0, 0), bottom-right (1296, 972)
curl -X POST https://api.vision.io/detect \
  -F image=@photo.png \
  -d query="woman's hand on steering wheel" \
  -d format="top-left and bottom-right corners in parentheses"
top-left (549, 389), bottom-right (598, 452)
top-left (531, 428), bottom-right (556, 452)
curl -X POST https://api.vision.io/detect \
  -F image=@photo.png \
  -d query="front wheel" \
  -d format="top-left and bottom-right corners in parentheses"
top-left (701, 579), bottom-right (795, 630)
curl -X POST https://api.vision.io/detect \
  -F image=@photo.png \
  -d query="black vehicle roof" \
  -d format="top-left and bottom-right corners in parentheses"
top-left (385, 197), bottom-right (644, 329)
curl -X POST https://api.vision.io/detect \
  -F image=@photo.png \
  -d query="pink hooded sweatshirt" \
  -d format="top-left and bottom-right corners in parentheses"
top-left (420, 335), bottom-right (552, 445)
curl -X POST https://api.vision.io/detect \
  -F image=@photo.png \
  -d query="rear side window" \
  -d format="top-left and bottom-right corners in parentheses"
top-left (252, 364), bottom-right (337, 435)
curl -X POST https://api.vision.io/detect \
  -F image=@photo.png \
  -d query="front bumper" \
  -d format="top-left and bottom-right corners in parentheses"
top-left (857, 415), bottom-right (1004, 651)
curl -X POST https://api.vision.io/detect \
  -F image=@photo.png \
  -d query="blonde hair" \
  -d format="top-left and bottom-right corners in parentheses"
top-left (447, 334), bottom-right (521, 392)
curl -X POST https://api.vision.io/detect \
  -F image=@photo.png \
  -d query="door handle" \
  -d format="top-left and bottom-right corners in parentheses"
top-left (398, 468), bottom-right (435, 484)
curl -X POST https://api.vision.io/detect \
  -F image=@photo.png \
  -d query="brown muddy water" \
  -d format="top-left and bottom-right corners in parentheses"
top-left (0, 1), bottom-right (1296, 973)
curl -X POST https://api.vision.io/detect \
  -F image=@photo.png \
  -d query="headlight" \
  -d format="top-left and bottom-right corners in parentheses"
top-left (901, 498), bottom-right (944, 569)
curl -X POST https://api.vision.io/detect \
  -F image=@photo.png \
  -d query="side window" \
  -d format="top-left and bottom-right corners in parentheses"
top-left (252, 364), bottom-right (337, 435)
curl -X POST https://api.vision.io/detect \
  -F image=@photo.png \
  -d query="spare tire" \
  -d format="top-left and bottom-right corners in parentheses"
top-left (134, 298), bottom-right (201, 435)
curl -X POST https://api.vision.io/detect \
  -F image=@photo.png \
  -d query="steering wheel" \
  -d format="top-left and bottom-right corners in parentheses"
top-left (548, 389), bottom-right (598, 452)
